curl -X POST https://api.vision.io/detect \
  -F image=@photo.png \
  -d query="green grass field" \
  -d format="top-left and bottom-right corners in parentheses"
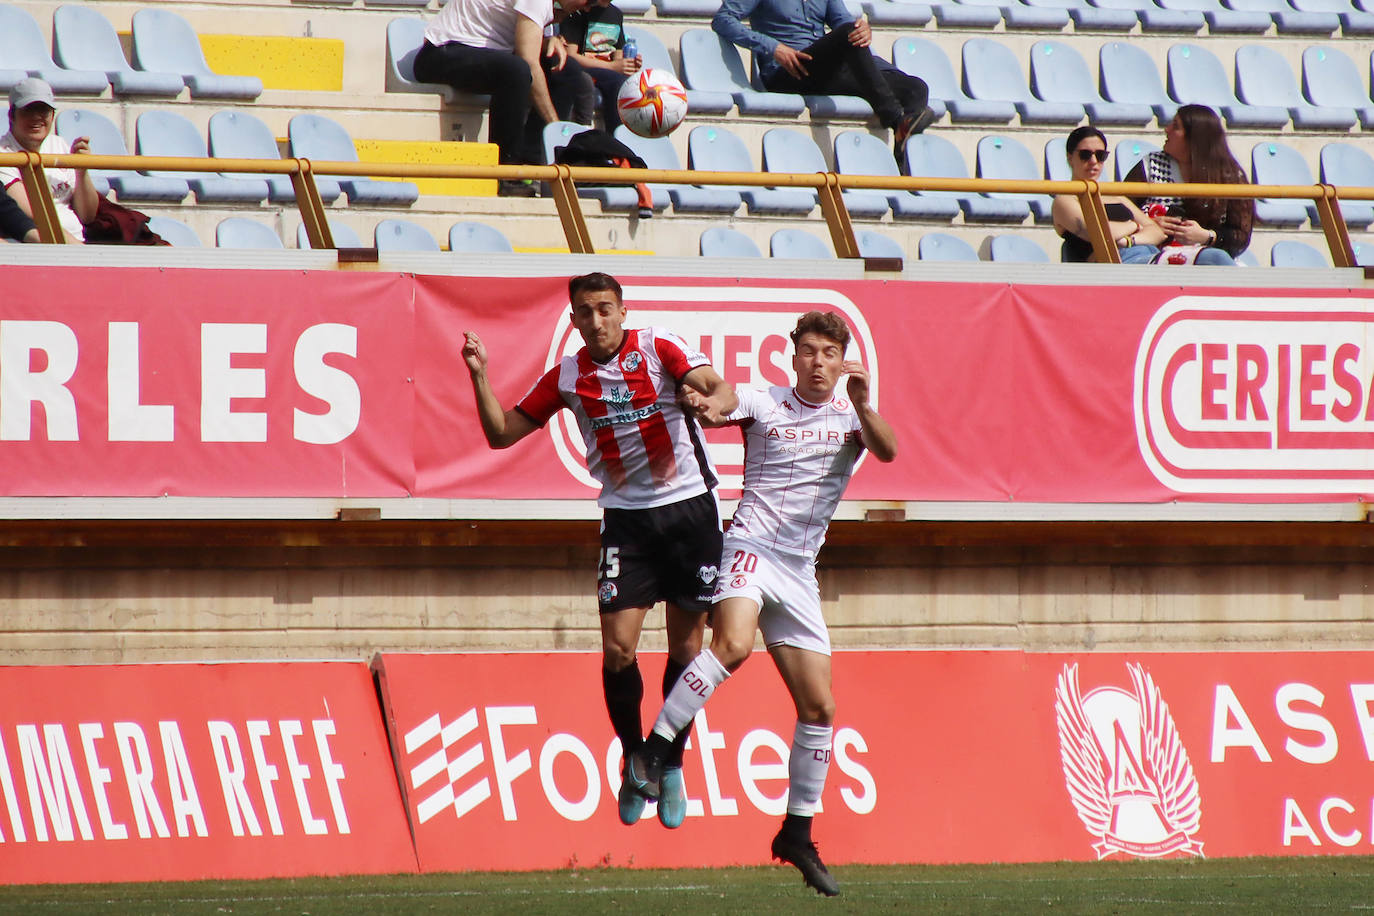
top-left (3, 856), bottom-right (1371, 915)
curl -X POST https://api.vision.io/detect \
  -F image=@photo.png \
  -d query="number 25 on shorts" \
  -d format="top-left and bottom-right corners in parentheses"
top-left (600, 547), bottom-right (620, 578)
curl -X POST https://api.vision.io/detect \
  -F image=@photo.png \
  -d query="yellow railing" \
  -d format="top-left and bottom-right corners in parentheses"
top-left (2, 150), bottom-right (1366, 268)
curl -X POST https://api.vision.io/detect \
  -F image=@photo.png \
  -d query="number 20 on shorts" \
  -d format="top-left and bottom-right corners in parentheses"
top-left (729, 550), bottom-right (758, 574)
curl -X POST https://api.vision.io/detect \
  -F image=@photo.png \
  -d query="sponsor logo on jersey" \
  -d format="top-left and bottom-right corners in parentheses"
top-left (698, 564), bottom-right (718, 584)
top-left (1055, 662), bottom-right (1204, 859)
top-left (730, 575), bottom-right (747, 589)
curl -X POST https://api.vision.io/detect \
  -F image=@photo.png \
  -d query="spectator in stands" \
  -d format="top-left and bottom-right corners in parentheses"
top-left (0, 78), bottom-right (98, 243)
top-left (1124, 104), bottom-right (1254, 266)
top-left (415, 0), bottom-right (592, 196)
top-left (714, 0), bottom-right (934, 170)
top-left (1053, 126), bottom-right (1164, 264)
top-left (0, 193), bottom-right (38, 243)
top-left (560, 0), bottom-right (640, 130)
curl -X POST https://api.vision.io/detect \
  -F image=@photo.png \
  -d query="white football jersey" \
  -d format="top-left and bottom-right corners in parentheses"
top-left (726, 385), bottom-right (866, 561)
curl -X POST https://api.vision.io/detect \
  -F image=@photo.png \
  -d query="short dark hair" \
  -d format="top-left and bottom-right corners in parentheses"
top-left (568, 272), bottom-right (622, 303)
top-left (1065, 125), bottom-right (1107, 155)
top-left (790, 311), bottom-right (850, 349)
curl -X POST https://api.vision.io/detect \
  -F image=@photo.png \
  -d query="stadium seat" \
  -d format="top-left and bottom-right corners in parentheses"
top-left (288, 115), bottom-right (420, 205)
top-left (1154, 0), bottom-right (1273, 31)
top-left (375, 219), bottom-right (441, 251)
top-left (976, 135), bottom-right (1054, 222)
top-left (1091, 0), bottom-right (1207, 30)
top-left (655, 0), bottom-right (722, 16)
top-left (1235, 44), bottom-right (1357, 129)
top-left (540, 121), bottom-right (641, 213)
top-left (918, 232), bottom-right (980, 261)
top-left (972, 0), bottom-right (1072, 29)
top-left (1234, 249), bottom-right (1261, 267)
top-left (134, 111), bottom-right (270, 203)
top-left (856, 229), bottom-right (906, 259)
top-left (1099, 42), bottom-right (1177, 125)
top-left (834, 130), bottom-right (961, 221)
top-left (1044, 137), bottom-right (1070, 182)
top-left (449, 221), bottom-right (515, 253)
top-left (52, 5), bottom-right (183, 97)
top-left (1301, 46), bottom-right (1374, 128)
top-left (863, 0), bottom-right (935, 27)
top-left (208, 111), bottom-right (343, 205)
top-left (365, 0), bottom-right (430, 7)
top-left (613, 126), bottom-right (743, 214)
top-left (1225, 0), bottom-right (1341, 31)
top-left (386, 18), bottom-right (457, 102)
top-left (1021, 0), bottom-right (1139, 30)
top-left (1166, 44), bottom-right (1291, 129)
top-left (1029, 41), bottom-right (1155, 127)
top-left (1270, 239), bottom-right (1330, 266)
top-left (54, 109), bottom-right (189, 201)
top-left (987, 234), bottom-right (1051, 262)
top-left (614, 0), bottom-right (653, 13)
top-left (700, 226), bottom-right (763, 258)
top-left (0, 5), bottom-right (109, 95)
top-left (761, 127), bottom-right (889, 220)
top-left (678, 30), bottom-right (804, 117)
top-left (1289, 0), bottom-right (1374, 31)
top-left (901, 133), bottom-right (1031, 222)
top-left (147, 217), bottom-right (202, 248)
top-left (961, 39), bottom-right (1085, 126)
top-left (770, 228), bottom-right (833, 259)
top-left (1250, 142), bottom-right (1319, 227)
top-left (892, 37), bottom-right (1009, 124)
top-left (688, 126), bottom-right (815, 215)
top-left (215, 218), bottom-right (285, 249)
top-left (620, 30), bottom-right (724, 116)
top-left (131, 9), bottom-right (263, 100)
top-left (1318, 143), bottom-right (1374, 226)
top-left (296, 220), bottom-right (366, 249)
top-left (928, 0), bottom-right (1002, 28)
top-left (1114, 138), bottom-right (1161, 180)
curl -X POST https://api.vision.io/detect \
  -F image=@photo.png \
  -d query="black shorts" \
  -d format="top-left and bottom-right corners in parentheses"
top-left (598, 490), bottom-right (723, 614)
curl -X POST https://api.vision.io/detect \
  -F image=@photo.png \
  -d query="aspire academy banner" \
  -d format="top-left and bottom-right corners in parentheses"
top-left (374, 650), bottom-right (1374, 871)
top-left (0, 662), bottom-right (417, 884)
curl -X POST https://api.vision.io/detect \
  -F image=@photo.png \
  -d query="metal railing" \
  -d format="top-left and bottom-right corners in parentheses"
top-left (2, 150), bottom-right (1366, 267)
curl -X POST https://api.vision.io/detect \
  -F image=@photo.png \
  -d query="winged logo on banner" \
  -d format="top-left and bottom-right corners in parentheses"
top-left (1055, 663), bottom-right (1113, 841)
top-left (1129, 663), bottom-right (1202, 840)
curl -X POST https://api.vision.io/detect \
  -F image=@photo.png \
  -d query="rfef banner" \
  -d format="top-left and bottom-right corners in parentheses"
top-left (374, 650), bottom-right (1374, 871)
top-left (0, 662), bottom-right (417, 884)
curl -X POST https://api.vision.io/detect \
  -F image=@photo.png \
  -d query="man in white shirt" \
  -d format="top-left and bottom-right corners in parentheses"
top-left (0, 78), bottom-right (98, 243)
top-left (624, 311), bottom-right (898, 897)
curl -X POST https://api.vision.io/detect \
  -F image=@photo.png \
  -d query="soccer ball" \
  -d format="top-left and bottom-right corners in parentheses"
top-left (616, 68), bottom-right (689, 139)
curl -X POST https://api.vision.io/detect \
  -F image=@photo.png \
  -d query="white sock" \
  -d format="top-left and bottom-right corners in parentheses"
top-left (651, 648), bottom-right (730, 740)
top-left (786, 721), bottom-right (833, 817)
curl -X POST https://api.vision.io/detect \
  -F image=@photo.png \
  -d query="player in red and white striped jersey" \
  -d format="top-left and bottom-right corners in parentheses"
top-left (463, 272), bottom-right (737, 830)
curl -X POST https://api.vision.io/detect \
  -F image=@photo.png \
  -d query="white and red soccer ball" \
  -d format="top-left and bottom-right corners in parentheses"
top-left (616, 68), bottom-right (689, 139)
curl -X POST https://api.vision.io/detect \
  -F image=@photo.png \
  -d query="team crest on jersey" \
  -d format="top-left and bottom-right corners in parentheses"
top-left (1055, 662), bottom-right (1204, 860)
top-left (834, 398), bottom-right (849, 410)
top-left (598, 581), bottom-right (618, 604)
top-left (730, 575), bottom-right (747, 588)
top-left (621, 350), bottom-right (643, 372)
top-left (699, 565), bottom-right (718, 585)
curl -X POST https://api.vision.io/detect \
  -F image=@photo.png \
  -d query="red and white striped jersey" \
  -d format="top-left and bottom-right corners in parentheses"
top-left (726, 385), bottom-right (866, 561)
top-left (516, 327), bottom-right (718, 509)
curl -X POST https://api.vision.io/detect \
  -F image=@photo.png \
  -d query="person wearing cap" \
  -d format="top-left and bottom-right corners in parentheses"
top-left (0, 77), bottom-right (98, 243)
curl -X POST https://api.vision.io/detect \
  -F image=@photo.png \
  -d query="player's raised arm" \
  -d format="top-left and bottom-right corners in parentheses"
top-left (678, 365), bottom-right (738, 425)
top-left (463, 331), bottom-right (538, 449)
top-left (843, 360), bottom-right (897, 462)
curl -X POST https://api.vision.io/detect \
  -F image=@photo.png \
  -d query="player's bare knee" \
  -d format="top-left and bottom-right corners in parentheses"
top-left (798, 697), bottom-right (835, 725)
top-left (711, 635), bottom-right (753, 671)
top-left (602, 642), bottom-right (637, 671)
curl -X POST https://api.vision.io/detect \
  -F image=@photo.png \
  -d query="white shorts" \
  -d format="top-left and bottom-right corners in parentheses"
top-left (713, 535), bottom-right (830, 656)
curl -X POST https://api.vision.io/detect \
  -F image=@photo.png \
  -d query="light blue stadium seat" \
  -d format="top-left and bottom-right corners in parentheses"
top-left (1353, 242), bottom-right (1374, 267)
top-left (1270, 239), bottom-right (1330, 266)
top-left (863, 0), bottom-right (935, 26)
top-left (856, 229), bottom-right (905, 259)
top-left (55, 109), bottom-right (190, 201)
top-left (962, 39), bottom-right (1085, 125)
top-left (1167, 44), bottom-right (1290, 129)
top-left (1091, 0), bottom-right (1207, 31)
top-left (770, 228), bottom-right (834, 259)
top-left (1155, 0), bottom-right (1273, 30)
top-left (623, 29), bottom-right (726, 115)
top-left (761, 127), bottom-right (889, 220)
top-left (1029, 41), bottom-right (1154, 127)
top-left (449, 221), bottom-right (515, 253)
top-left (919, 232), bottom-right (980, 261)
top-left (364, 0), bottom-right (430, 7)
top-left (296, 220), bottom-right (366, 249)
top-left (1250, 141), bottom-right (1318, 227)
top-left (1302, 46), bottom-right (1374, 128)
top-left (700, 226), bottom-right (763, 257)
top-left (1044, 136), bottom-right (1070, 181)
top-left (679, 30), bottom-right (803, 117)
top-left (1290, 0), bottom-right (1374, 29)
top-left (215, 218), bottom-right (284, 249)
top-left (1224, 0), bottom-right (1340, 32)
top-left (1317, 142), bottom-right (1374, 227)
top-left (131, 9), bottom-right (263, 100)
top-left (386, 18), bottom-right (457, 101)
top-left (135, 111), bottom-right (270, 203)
top-left (655, 0), bottom-right (721, 15)
top-left (1235, 44), bottom-right (1357, 129)
top-left (0, 5), bottom-right (108, 95)
top-left (53, 5), bottom-right (182, 97)
top-left (901, 133), bottom-right (1031, 222)
top-left (688, 126), bottom-right (815, 215)
top-left (1114, 137), bottom-right (1160, 180)
top-left (976, 135), bottom-right (1053, 222)
top-left (540, 120), bottom-right (643, 213)
top-left (1022, 0), bottom-right (1139, 29)
top-left (147, 217), bottom-right (201, 248)
top-left (930, 0), bottom-right (1004, 28)
top-left (891, 37), bottom-right (1009, 124)
top-left (988, 234), bottom-right (1050, 261)
top-left (208, 110), bottom-right (343, 204)
top-left (375, 218), bottom-right (440, 251)
top-left (1099, 42), bottom-right (1177, 125)
top-left (936, 0), bottom-right (1070, 28)
top-left (835, 130), bottom-right (961, 221)
top-left (615, 0), bottom-right (653, 13)
top-left (288, 114), bottom-right (420, 205)
top-left (614, 126), bottom-right (743, 214)
top-left (1234, 249), bottom-right (1260, 267)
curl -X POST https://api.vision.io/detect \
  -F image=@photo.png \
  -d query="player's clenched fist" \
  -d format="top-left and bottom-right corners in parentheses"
top-left (462, 331), bottom-right (488, 374)
top-left (842, 360), bottom-right (871, 404)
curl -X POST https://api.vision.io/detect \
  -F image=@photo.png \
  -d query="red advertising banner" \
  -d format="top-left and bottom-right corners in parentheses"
top-left (4, 266), bottom-right (1374, 502)
top-left (0, 662), bottom-right (417, 884)
top-left (374, 650), bottom-right (1374, 871)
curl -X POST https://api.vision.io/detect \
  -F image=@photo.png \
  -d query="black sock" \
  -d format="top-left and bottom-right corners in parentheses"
top-left (603, 659), bottom-right (643, 759)
top-left (662, 656), bottom-right (693, 768)
top-left (782, 813), bottom-right (813, 842)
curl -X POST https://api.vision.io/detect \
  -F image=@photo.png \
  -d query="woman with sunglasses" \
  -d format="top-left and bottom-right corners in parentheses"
top-left (1053, 126), bottom-right (1165, 263)
top-left (1122, 104), bottom-right (1253, 266)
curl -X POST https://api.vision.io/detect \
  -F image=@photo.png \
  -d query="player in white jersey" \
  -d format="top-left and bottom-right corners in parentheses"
top-left (463, 272), bottom-right (737, 831)
top-left (623, 310), bottom-right (896, 896)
